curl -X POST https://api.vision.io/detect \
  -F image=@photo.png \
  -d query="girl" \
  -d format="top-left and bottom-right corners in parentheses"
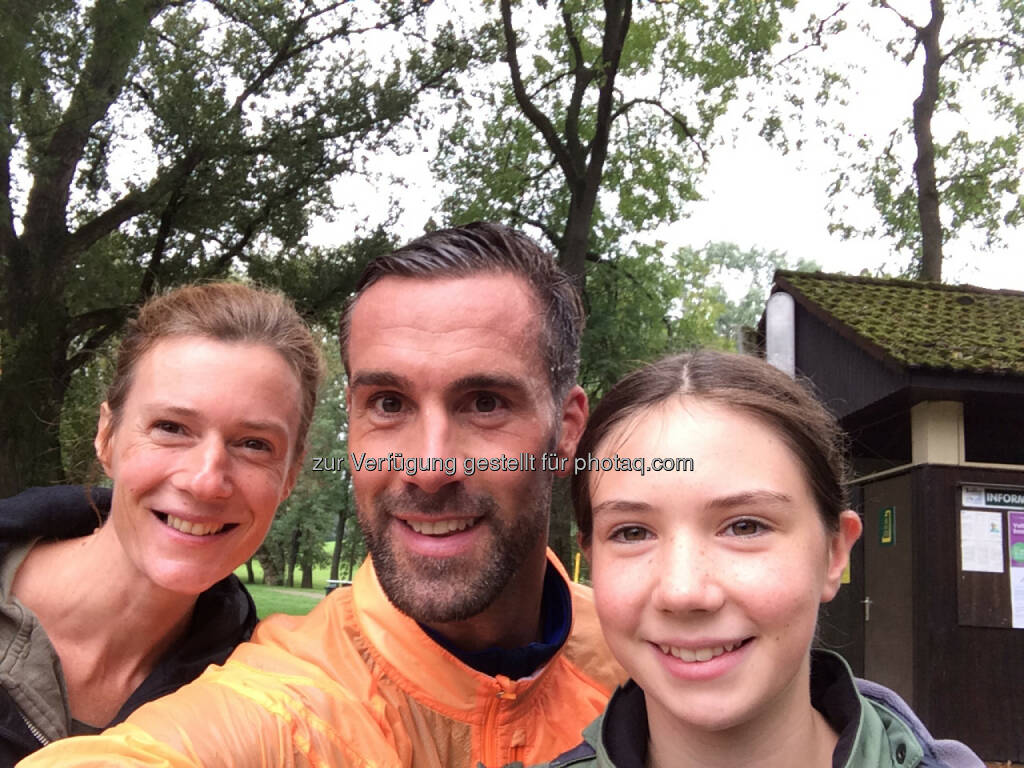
top-left (552, 350), bottom-right (981, 768)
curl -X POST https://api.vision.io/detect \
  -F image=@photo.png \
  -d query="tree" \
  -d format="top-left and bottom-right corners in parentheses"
top-left (793, 1), bottom-right (1024, 281)
top-left (255, 328), bottom-right (347, 588)
top-left (436, 0), bottom-right (796, 286)
top-left (0, 0), bottom-right (468, 495)
top-left (433, 0), bottom-right (796, 564)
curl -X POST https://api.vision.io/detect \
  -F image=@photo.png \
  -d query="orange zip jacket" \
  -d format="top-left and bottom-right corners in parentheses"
top-left (19, 552), bottom-right (624, 767)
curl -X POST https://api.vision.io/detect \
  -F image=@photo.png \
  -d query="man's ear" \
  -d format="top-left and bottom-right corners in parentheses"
top-left (821, 510), bottom-right (862, 603)
top-left (282, 448), bottom-right (305, 501)
top-left (554, 385), bottom-right (588, 478)
top-left (94, 403), bottom-right (115, 477)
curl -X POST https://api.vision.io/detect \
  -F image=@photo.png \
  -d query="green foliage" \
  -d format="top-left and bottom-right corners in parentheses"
top-left (1, 0), bottom-right (467, 491)
top-left (433, 0), bottom-right (794, 262)
top-left (255, 331), bottom-right (354, 587)
top-left (797, 1), bottom-right (1024, 273)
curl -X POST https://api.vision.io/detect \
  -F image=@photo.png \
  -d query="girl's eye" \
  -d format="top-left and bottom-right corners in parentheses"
top-left (723, 519), bottom-right (767, 537)
top-left (612, 525), bottom-right (651, 543)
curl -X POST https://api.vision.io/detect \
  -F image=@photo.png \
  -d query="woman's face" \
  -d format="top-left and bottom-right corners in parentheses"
top-left (95, 336), bottom-right (304, 595)
top-left (586, 398), bottom-right (859, 735)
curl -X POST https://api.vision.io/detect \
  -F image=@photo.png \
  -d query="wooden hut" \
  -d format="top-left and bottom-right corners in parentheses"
top-left (762, 271), bottom-right (1024, 763)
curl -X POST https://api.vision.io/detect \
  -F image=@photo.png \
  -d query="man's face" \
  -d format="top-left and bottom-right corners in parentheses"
top-left (346, 273), bottom-right (583, 624)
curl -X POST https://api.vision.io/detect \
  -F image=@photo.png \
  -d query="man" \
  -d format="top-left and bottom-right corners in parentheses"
top-left (21, 222), bottom-right (623, 766)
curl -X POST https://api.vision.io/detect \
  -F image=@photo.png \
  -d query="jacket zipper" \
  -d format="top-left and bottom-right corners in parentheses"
top-left (482, 676), bottom-right (518, 766)
top-left (19, 711), bottom-right (50, 747)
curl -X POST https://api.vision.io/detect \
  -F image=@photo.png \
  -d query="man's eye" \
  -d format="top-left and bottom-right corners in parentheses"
top-left (242, 438), bottom-right (271, 452)
top-left (155, 421), bottom-right (184, 435)
top-left (474, 393), bottom-right (499, 413)
top-left (612, 525), bottom-right (651, 542)
top-left (373, 395), bottom-right (403, 414)
top-left (724, 519), bottom-right (767, 537)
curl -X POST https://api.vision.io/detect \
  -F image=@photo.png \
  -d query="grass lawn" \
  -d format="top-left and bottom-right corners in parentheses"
top-left (238, 582), bottom-right (325, 617)
top-left (233, 545), bottom-right (360, 617)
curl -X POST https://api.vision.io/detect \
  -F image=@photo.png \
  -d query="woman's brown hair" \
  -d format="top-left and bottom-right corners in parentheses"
top-left (103, 282), bottom-right (325, 458)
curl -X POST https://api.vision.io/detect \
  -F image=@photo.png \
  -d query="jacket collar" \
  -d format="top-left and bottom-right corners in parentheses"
top-left (351, 550), bottom-right (576, 715)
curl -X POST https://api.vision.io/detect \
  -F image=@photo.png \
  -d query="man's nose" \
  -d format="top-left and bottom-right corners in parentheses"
top-left (175, 438), bottom-right (233, 500)
top-left (651, 534), bottom-right (725, 615)
top-left (403, 407), bottom-right (464, 494)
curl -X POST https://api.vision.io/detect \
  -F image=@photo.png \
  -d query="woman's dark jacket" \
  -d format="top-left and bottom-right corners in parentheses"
top-left (0, 486), bottom-right (258, 765)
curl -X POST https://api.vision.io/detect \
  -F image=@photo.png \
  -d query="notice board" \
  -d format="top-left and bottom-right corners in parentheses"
top-left (958, 485), bottom-right (1021, 628)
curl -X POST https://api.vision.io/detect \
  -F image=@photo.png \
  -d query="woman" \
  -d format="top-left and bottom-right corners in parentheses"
top-left (0, 282), bottom-right (323, 763)
top-left (548, 350), bottom-right (981, 768)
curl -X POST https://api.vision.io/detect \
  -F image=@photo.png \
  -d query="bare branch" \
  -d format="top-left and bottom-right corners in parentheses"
top-left (563, 6), bottom-right (596, 166)
top-left (614, 96), bottom-right (709, 164)
top-left (777, 3), bottom-right (848, 67)
top-left (499, 0), bottom-right (575, 181)
top-left (942, 35), bottom-right (1024, 66)
top-left (878, 1), bottom-right (921, 32)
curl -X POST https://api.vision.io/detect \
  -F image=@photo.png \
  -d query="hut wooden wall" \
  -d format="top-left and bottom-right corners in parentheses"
top-left (912, 465), bottom-right (1024, 763)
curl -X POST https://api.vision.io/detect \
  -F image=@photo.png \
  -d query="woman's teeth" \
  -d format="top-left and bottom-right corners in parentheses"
top-left (164, 514), bottom-right (226, 536)
top-left (658, 640), bottom-right (744, 663)
top-left (406, 518), bottom-right (476, 536)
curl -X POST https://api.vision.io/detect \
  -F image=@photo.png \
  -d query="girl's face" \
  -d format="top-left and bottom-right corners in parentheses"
top-left (586, 399), bottom-right (859, 736)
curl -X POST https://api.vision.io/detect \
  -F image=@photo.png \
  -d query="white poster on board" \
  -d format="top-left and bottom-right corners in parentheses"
top-left (959, 509), bottom-right (1004, 573)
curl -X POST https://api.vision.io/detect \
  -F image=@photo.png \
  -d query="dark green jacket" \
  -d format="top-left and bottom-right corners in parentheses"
top-left (531, 650), bottom-right (982, 768)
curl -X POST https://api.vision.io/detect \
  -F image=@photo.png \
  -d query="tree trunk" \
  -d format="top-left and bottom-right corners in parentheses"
top-left (245, 559), bottom-right (255, 584)
top-left (285, 528), bottom-right (299, 588)
top-left (330, 503), bottom-right (348, 582)
top-left (300, 562), bottom-right (313, 589)
top-left (548, 477), bottom-right (574, 571)
top-left (257, 551), bottom-right (281, 586)
top-left (913, 0), bottom-right (945, 282)
top-left (0, 281), bottom-right (73, 496)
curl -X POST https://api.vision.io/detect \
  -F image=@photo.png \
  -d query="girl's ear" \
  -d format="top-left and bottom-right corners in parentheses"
top-left (577, 530), bottom-right (592, 563)
top-left (821, 510), bottom-right (862, 603)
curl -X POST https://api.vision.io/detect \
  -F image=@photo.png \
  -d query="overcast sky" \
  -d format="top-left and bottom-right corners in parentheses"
top-left (311, 2), bottom-right (1024, 293)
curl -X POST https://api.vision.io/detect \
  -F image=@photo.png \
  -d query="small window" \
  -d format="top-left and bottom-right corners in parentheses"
top-left (964, 397), bottom-right (1024, 465)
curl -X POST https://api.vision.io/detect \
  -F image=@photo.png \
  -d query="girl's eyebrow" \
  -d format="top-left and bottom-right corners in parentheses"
top-left (592, 500), bottom-right (654, 517)
top-left (706, 490), bottom-right (792, 510)
top-left (592, 491), bottom-right (792, 519)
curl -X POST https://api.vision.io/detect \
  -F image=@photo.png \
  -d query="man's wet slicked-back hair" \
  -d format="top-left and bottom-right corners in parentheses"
top-left (571, 349), bottom-right (850, 546)
top-left (338, 221), bottom-right (585, 403)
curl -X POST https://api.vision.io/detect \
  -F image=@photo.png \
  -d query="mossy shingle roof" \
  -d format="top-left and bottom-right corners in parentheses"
top-left (773, 271), bottom-right (1024, 375)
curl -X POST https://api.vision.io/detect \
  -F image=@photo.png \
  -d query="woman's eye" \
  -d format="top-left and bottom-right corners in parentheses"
top-left (612, 525), bottom-right (651, 543)
top-left (724, 519), bottom-right (767, 537)
top-left (154, 421), bottom-right (184, 435)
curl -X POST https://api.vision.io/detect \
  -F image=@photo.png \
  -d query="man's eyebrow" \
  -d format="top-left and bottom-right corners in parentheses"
top-left (449, 374), bottom-right (529, 393)
top-left (592, 500), bottom-right (654, 517)
top-left (348, 371), bottom-right (414, 390)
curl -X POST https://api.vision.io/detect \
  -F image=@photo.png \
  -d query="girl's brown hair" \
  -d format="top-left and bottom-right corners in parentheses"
top-left (571, 350), bottom-right (849, 545)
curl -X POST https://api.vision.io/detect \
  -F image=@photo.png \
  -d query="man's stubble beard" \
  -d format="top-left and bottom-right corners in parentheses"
top-left (357, 472), bottom-right (553, 624)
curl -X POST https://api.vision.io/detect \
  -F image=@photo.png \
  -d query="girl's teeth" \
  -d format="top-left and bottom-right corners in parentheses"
top-left (661, 641), bottom-right (740, 662)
